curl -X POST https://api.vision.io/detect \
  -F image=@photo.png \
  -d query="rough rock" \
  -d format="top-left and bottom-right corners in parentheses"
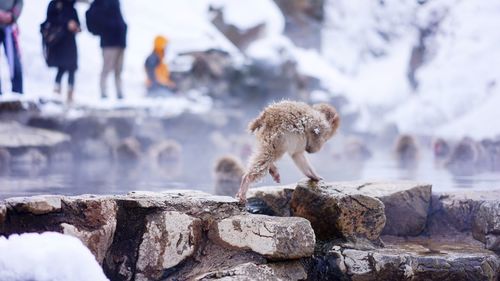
top-left (196, 261), bottom-right (307, 281)
top-left (291, 181), bottom-right (386, 242)
top-left (211, 214), bottom-right (315, 259)
top-left (61, 196), bottom-right (117, 265)
top-left (0, 121), bottom-right (70, 149)
top-left (0, 100), bottom-right (39, 122)
top-left (473, 201), bottom-right (500, 251)
top-left (341, 181), bottom-right (432, 236)
top-left (104, 190), bottom-right (242, 281)
top-left (246, 185), bottom-right (295, 216)
top-left (341, 235), bottom-right (500, 281)
top-left (429, 190), bottom-right (500, 249)
top-left (135, 211), bottom-right (202, 281)
top-left (165, 243), bottom-right (266, 281)
top-left (6, 195), bottom-right (62, 215)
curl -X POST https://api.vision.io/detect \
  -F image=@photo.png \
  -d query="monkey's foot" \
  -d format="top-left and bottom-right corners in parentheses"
top-left (235, 191), bottom-right (247, 203)
top-left (269, 169), bottom-right (281, 183)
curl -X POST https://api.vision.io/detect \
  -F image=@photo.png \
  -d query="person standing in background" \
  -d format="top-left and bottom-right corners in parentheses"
top-left (0, 0), bottom-right (23, 95)
top-left (86, 0), bottom-right (127, 100)
top-left (45, 0), bottom-right (81, 104)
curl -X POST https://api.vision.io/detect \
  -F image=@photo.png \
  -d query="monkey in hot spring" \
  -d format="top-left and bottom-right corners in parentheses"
top-left (236, 101), bottom-right (340, 202)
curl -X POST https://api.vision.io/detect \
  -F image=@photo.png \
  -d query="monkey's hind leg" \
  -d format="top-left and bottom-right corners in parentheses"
top-left (269, 163), bottom-right (280, 183)
top-left (236, 144), bottom-right (283, 202)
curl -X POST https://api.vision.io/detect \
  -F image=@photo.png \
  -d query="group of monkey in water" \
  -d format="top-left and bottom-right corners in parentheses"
top-left (212, 100), bottom-right (500, 202)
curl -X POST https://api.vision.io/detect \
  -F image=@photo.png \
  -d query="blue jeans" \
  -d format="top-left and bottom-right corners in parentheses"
top-left (0, 26), bottom-right (23, 94)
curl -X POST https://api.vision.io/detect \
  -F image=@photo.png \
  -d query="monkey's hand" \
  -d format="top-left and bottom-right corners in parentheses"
top-left (269, 164), bottom-right (281, 183)
top-left (306, 173), bottom-right (323, 181)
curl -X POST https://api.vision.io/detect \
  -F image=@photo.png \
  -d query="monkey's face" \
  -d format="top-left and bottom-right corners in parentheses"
top-left (305, 126), bottom-right (329, 153)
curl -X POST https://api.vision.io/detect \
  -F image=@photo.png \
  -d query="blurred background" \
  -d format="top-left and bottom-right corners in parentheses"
top-left (0, 0), bottom-right (499, 198)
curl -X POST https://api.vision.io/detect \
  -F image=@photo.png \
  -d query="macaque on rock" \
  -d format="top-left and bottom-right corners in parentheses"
top-left (236, 101), bottom-right (340, 202)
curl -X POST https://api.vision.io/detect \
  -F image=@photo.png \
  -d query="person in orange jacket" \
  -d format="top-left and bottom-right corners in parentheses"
top-left (145, 35), bottom-right (176, 93)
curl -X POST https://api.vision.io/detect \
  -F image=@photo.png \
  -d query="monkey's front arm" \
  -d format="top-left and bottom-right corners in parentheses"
top-left (291, 152), bottom-right (323, 181)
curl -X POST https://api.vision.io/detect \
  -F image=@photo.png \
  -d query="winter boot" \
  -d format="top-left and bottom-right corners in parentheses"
top-left (54, 83), bottom-right (61, 94)
top-left (117, 91), bottom-right (124, 100)
top-left (67, 87), bottom-right (74, 104)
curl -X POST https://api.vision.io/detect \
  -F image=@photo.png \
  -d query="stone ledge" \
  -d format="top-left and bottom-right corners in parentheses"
top-left (2, 185), bottom-right (500, 281)
top-left (307, 234), bottom-right (500, 281)
top-left (248, 181), bottom-right (432, 237)
top-left (6, 195), bottom-right (63, 215)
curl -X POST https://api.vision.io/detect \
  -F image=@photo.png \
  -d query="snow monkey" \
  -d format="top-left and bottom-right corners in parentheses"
top-left (236, 101), bottom-right (340, 202)
top-left (214, 155), bottom-right (244, 196)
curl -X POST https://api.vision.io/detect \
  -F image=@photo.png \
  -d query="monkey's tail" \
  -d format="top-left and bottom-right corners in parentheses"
top-left (248, 114), bottom-right (265, 133)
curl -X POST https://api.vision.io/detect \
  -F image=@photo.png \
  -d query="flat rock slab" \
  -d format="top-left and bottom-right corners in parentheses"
top-left (136, 211), bottom-right (202, 281)
top-left (211, 214), bottom-right (315, 259)
top-left (0, 121), bottom-right (70, 148)
top-left (291, 181), bottom-right (386, 242)
top-left (124, 190), bottom-right (242, 220)
top-left (196, 261), bottom-right (307, 281)
top-left (6, 195), bottom-right (63, 215)
top-left (341, 235), bottom-right (500, 281)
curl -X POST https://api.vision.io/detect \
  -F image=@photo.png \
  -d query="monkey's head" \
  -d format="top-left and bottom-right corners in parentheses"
top-left (305, 103), bottom-right (340, 153)
top-left (215, 156), bottom-right (243, 176)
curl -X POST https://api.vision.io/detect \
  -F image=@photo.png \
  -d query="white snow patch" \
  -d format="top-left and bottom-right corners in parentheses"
top-left (0, 232), bottom-right (108, 281)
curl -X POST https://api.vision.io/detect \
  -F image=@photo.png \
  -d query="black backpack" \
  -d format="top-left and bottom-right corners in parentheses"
top-left (40, 20), bottom-right (64, 63)
top-left (85, 1), bottom-right (104, 36)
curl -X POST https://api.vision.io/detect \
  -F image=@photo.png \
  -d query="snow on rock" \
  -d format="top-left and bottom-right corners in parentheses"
top-left (0, 232), bottom-right (109, 281)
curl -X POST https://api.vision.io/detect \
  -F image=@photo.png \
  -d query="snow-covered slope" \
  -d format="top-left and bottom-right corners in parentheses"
top-left (322, 0), bottom-right (500, 139)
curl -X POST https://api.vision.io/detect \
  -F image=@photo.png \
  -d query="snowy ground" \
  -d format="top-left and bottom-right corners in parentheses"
top-left (0, 0), bottom-right (498, 139)
top-left (0, 232), bottom-right (108, 281)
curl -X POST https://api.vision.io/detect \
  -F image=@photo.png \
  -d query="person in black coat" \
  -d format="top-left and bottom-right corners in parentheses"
top-left (45, 0), bottom-right (80, 103)
top-left (88, 0), bottom-right (127, 99)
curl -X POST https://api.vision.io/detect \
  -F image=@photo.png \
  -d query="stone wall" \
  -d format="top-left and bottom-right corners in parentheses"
top-left (2, 182), bottom-right (500, 281)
